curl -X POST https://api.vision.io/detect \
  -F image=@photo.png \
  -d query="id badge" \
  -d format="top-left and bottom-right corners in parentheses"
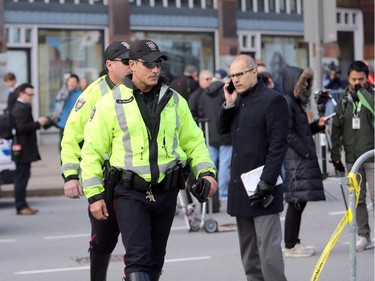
top-left (352, 117), bottom-right (361, 129)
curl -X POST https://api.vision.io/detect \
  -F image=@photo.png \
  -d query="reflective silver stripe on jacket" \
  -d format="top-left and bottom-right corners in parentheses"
top-left (98, 78), bottom-right (108, 96)
top-left (83, 177), bottom-right (102, 188)
top-left (61, 163), bottom-right (80, 174)
top-left (112, 85), bottom-right (182, 176)
top-left (171, 90), bottom-right (180, 160)
top-left (190, 161), bottom-right (216, 176)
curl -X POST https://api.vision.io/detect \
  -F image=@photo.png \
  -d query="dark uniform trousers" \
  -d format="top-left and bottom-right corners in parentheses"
top-left (88, 195), bottom-right (120, 281)
top-left (88, 195), bottom-right (120, 253)
top-left (115, 182), bottom-right (179, 276)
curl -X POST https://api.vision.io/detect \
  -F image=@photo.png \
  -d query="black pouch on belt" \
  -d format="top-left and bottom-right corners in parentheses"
top-left (121, 170), bottom-right (135, 190)
top-left (132, 173), bottom-right (152, 193)
top-left (162, 161), bottom-right (186, 191)
top-left (162, 166), bottom-right (176, 191)
top-left (176, 161), bottom-right (186, 189)
top-left (103, 166), bottom-right (122, 200)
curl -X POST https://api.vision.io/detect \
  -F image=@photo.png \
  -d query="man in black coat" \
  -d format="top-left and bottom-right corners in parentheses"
top-left (170, 65), bottom-right (199, 101)
top-left (218, 55), bottom-right (288, 281)
top-left (11, 83), bottom-right (49, 215)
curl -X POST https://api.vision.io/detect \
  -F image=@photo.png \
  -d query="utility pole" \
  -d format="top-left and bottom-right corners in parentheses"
top-left (303, 0), bottom-right (337, 177)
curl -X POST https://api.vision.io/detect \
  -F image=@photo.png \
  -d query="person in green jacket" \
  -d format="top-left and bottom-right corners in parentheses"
top-left (60, 41), bottom-right (131, 281)
top-left (331, 60), bottom-right (374, 252)
top-left (80, 39), bottom-right (217, 281)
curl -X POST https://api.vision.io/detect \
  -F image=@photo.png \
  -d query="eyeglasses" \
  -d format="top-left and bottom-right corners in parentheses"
top-left (112, 58), bottom-right (129, 65)
top-left (138, 59), bottom-right (162, 69)
top-left (228, 68), bottom-right (255, 80)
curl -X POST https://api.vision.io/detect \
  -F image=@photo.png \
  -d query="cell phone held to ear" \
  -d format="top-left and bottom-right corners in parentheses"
top-left (227, 81), bottom-right (235, 94)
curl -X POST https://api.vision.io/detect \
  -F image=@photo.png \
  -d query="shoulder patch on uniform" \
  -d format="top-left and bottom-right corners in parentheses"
top-left (89, 106), bottom-right (96, 121)
top-left (75, 98), bottom-right (86, 112)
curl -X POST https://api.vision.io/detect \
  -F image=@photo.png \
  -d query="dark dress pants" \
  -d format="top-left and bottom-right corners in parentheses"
top-left (115, 184), bottom-right (179, 276)
top-left (88, 195), bottom-right (120, 254)
top-left (88, 195), bottom-right (120, 281)
top-left (284, 201), bottom-right (307, 249)
top-left (14, 162), bottom-right (31, 211)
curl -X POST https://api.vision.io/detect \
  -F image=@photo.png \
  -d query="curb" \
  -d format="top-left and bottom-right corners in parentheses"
top-left (0, 187), bottom-right (64, 199)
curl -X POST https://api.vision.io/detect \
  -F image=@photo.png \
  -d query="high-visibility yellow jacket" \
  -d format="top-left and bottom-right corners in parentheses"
top-left (60, 75), bottom-right (114, 180)
top-left (80, 80), bottom-right (216, 199)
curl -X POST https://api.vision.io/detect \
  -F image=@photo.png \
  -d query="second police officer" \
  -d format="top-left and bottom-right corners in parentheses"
top-left (60, 41), bottom-right (131, 281)
top-left (80, 39), bottom-right (218, 281)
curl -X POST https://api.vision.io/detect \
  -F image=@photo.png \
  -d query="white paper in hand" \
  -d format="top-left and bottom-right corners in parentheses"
top-left (240, 165), bottom-right (283, 196)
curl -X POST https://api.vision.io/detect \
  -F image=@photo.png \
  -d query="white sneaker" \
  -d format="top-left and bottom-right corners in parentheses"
top-left (356, 236), bottom-right (373, 252)
top-left (284, 243), bottom-right (315, 257)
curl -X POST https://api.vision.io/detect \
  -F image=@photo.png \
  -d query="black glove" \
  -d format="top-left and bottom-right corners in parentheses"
top-left (43, 116), bottom-right (57, 130)
top-left (332, 160), bottom-right (345, 173)
top-left (248, 180), bottom-right (274, 208)
top-left (189, 178), bottom-right (210, 203)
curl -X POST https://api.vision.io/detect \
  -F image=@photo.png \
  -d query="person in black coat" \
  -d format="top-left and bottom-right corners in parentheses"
top-left (11, 83), bottom-right (49, 215)
top-left (189, 73), bottom-right (232, 212)
top-left (170, 65), bottom-right (199, 101)
top-left (282, 66), bottom-right (327, 257)
top-left (218, 55), bottom-right (288, 281)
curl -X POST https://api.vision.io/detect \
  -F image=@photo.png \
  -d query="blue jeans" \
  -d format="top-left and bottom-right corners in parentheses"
top-left (208, 145), bottom-right (232, 199)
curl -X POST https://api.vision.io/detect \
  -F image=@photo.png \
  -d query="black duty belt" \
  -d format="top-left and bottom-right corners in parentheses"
top-left (120, 161), bottom-right (186, 194)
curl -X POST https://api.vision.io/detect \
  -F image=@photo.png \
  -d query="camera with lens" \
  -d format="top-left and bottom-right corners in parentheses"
top-left (315, 89), bottom-right (331, 117)
top-left (257, 72), bottom-right (271, 85)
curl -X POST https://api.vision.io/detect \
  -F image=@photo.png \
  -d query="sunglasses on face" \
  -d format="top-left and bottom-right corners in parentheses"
top-left (112, 58), bottom-right (129, 65)
top-left (138, 59), bottom-right (163, 69)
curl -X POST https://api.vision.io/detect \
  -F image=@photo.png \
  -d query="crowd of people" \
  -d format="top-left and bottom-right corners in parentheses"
top-left (1, 38), bottom-right (374, 281)
top-left (2, 71), bottom-right (92, 215)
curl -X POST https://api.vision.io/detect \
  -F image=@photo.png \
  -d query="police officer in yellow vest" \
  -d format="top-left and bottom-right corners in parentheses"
top-left (80, 39), bottom-right (218, 281)
top-left (60, 41), bottom-right (131, 281)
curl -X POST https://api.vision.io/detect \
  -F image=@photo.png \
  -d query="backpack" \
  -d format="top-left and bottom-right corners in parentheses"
top-left (0, 112), bottom-right (14, 140)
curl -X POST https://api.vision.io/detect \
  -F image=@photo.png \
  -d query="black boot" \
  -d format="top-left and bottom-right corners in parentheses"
top-left (90, 251), bottom-right (111, 281)
top-left (125, 272), bottom-right (151, 281)
top-left (150, 272), bottom-right (161, 281)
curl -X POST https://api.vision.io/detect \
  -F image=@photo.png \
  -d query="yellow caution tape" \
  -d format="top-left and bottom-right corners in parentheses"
top-left (310, 172), bottom-right (360, 281)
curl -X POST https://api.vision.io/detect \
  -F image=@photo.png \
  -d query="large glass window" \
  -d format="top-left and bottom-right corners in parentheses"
top-left (257, 0), bottom-right (264, 12)
top-left (268, 0), bottom-right (275, 12)
top-left (131, 32), bottom-right (215, 81)
top-left (155, 0), bottom-right (164, 6)
top-left (180, 0), bottom-right (189, 7)
top-left (206, 0), bottom-right (214, 8)
top-left (261, 35), bottom-right (308, 83)
top-left (38, 29), bottom-right (104, 117)
top-left (279, 0), bottom-right (286, 13)
top-left (245, 0), bottom-right (253, 11)
top-left (290, 0), bottom-right (297, 13)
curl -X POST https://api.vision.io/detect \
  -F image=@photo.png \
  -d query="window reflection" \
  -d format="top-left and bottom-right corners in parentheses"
top-left (135, 32), bottom-right (215, 80)
top-left (257, 0), bottom-right (264, 12)
top-left (38, 29), bottom-right (104, 117)
top-left (268, 0), bottom-right (275, 12)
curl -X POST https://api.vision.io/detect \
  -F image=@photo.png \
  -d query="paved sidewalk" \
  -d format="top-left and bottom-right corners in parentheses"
top-left (0, 143), bottom-right (64, 198)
